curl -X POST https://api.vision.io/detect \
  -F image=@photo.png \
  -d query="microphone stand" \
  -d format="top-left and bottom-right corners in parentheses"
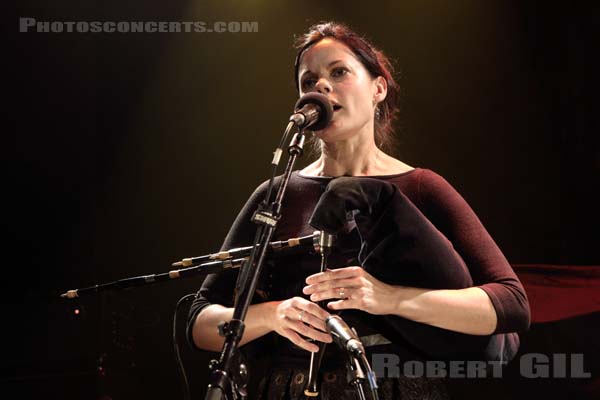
top-left (347, 351), bottom-right (380, 400)
top-left (346, 354), bottom-right (367, 400)
top-left (203, 124), bottom-right (307, 400)
top-left (348, 352), bottom-right (379, 400)
top-left (327, 315), bottom-right (379, 400)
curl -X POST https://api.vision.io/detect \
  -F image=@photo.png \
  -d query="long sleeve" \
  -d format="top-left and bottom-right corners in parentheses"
top-left (417, 169), bottom-right (531, 334)
top-left (186, 180), bottom-right (270, 349)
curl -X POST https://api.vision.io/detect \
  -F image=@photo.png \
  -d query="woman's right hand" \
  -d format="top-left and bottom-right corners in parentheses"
top-left (269, 296), bottom-right (333, 352)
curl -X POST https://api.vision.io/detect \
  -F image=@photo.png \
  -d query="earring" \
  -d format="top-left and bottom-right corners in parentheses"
top-left (375, 106), bottom-right (381, 120)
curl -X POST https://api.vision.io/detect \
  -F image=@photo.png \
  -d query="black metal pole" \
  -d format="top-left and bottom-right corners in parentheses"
top-left (203, 130), bottom-right (307, 400)
top-left (347, 355), bottom-right (368, 400)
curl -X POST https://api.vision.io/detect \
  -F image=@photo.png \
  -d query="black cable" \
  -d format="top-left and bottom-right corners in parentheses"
top-left (173, 293), bottom-right (197, 400)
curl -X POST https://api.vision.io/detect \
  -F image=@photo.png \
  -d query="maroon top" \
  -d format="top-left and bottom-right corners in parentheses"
top-left (188, 168), bottom-right (530, 365)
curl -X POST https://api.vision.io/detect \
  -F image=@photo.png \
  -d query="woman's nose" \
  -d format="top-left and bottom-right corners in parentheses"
top-left (315, 78), bottom-right (332, 94)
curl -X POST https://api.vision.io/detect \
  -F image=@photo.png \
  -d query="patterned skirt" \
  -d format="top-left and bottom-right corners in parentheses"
top-left (256, 367), bottom-right (450, 400)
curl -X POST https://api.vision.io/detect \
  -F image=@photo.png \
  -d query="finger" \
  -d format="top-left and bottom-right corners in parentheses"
top-left (303, 301), bottom-right (333, 321)
top-left (279, 302), bottom-right (328, 331)
top-left (288, 320), bottom-right (333, 344)
top-left (283, 307), bottom-right (306, 321)
top-left (306, 266), bottom-right (363, 285)
top-left (281, 327), bottom-right (320, 352)
top-left (303, 277), bottom-right (362, 295)
top-left (327, 299), bottom-right (353, 311)
top-left (291, 297), bottom-right (331, 321)
top-left (296, 308), bottom-right (328, 332)
top-left (310, 287), bottom-right (353, 302)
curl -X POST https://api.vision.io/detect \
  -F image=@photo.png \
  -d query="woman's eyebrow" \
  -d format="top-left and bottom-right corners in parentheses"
top-left (326, 59), bottom-right (343, 67)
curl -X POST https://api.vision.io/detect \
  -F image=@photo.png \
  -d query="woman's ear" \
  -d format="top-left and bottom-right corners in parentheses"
top-left (373, 76), bottom-right (388, 104)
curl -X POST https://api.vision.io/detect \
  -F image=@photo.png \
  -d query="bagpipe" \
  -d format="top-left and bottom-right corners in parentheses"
top-left (61, 93), bottom-right (516, 400)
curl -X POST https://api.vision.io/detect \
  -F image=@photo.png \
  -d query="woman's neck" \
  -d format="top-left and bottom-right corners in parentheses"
top-left (320, 142), bottom-right (381, 176)
top-left (301, 135), bottom-right (411, 177)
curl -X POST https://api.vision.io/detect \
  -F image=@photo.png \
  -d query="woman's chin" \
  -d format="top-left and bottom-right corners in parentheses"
top-left (313, 124), bottom-right (340, 139)
top-left (313, 126), bottom-right (355, 144)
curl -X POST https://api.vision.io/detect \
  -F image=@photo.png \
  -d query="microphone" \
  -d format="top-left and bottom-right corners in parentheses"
top-left (325, 315), bottom-right (365, 356)
top-left (290, 92), bottom-right (333, 131)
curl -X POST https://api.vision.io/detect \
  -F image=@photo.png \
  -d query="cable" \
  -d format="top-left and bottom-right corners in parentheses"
top-left (358, 353), bottom-right (380, 400)
top-left (173, 293), bottom-right (197, 400)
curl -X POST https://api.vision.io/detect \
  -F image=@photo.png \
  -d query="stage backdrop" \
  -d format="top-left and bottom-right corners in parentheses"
top-left (6, 1), bottom-right (599, 399)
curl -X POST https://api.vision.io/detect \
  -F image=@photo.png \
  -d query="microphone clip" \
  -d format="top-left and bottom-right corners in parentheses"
top-left (251, 208), bottom-right (280, 228)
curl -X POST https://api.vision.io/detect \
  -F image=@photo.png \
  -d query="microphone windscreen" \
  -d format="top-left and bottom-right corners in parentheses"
top-left (294, 92), bottom-right (334, 131)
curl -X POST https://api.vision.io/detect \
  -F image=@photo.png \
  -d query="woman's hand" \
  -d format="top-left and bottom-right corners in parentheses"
top-left (303, 266), bottom-right (399, 315)
top-left (269, 297), bottom-right (333, 352)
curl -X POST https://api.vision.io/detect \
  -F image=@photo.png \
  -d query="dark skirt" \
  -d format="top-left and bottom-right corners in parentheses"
top-left (256, 367), bottom-right (449, 400)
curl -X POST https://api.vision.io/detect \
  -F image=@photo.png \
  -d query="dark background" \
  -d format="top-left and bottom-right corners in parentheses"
top-left (5, 1), bottom-right (599, 399)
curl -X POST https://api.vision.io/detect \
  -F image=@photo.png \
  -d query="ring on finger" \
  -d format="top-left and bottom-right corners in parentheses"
top-left (298, 310), bottom-right (305, 322)
top-left (339, 287), bottom-right (345, 299)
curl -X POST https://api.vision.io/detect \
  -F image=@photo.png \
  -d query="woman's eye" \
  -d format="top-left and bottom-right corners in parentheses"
top-left (332, 67), bottom-right (348, 77)
top-left (302, 78), bottom-right (316, 88)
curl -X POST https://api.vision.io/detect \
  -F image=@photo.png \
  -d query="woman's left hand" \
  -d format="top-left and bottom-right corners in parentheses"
top-left (303, 266), bottom-right (399, 315)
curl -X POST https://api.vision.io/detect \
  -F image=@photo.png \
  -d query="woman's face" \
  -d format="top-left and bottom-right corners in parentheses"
top-left (297, 38), bottom-right (386, 143)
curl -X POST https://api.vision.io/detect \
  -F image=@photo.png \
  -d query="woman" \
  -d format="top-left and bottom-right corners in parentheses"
top-left (188, 22), bottom-right (530, 399)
